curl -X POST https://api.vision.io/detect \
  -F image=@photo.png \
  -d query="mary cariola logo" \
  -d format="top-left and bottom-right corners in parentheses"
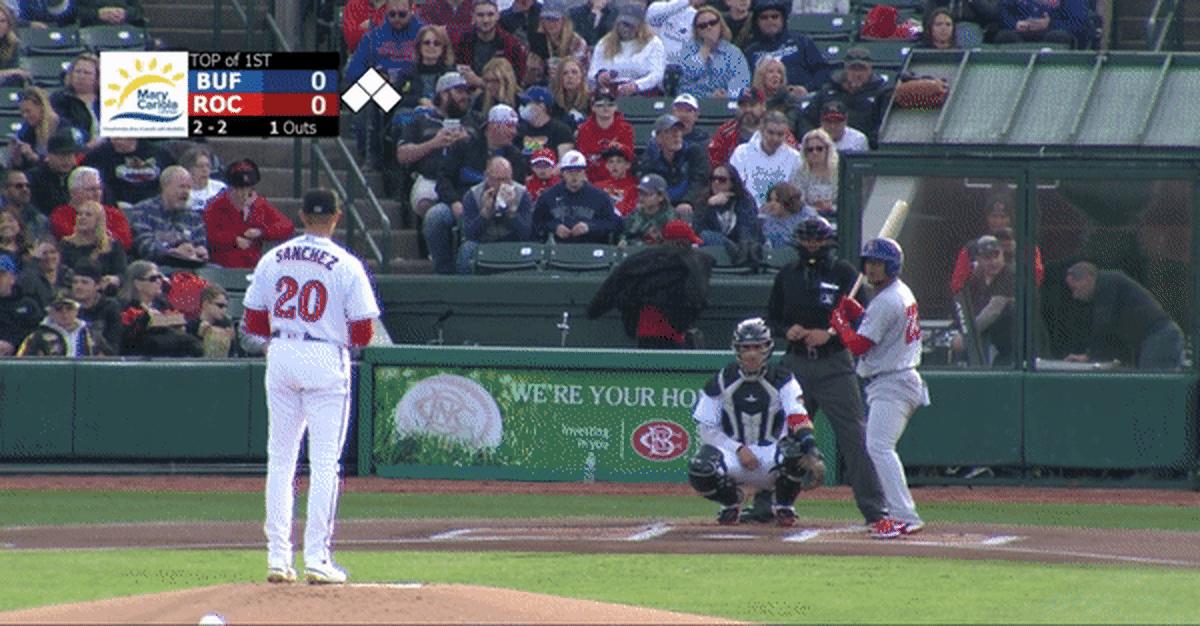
top-left (99, 51), bottom-right (189, 138)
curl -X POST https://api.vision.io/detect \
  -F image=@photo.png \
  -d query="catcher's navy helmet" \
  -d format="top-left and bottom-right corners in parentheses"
top-left (732, 317), bottom-right (773, 378)
top-left (794, 216), bottom-right (835, 242)
top-left (861, 237), bottom-right (903, 277)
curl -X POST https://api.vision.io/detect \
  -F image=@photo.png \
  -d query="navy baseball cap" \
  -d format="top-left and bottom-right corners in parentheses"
top-left (303, 189), bottom-right (340, 215)
top-left (226, 159), bottom-right (261, 188)
top-left (521, 85), bottom-right (554, 108)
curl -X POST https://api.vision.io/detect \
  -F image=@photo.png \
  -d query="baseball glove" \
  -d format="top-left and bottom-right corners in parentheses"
top-left (894, 77), bottom-right (949, 110)
top-left (795, 447), bottom-right (826, 491)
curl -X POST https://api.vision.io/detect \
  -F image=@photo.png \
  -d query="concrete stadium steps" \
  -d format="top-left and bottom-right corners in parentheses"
top-left (143, 0), bottom-right (272, 51)
top-left (1114, 0), bottom-right (1200, 51)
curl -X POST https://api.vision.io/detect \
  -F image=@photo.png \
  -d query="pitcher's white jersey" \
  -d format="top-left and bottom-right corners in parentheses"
top-left (855, 278), bottom-right (922, 378)
top-left (244, 234), bottom-right (380, 345)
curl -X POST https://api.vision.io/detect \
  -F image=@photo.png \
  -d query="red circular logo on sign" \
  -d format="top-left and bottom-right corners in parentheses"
top-left (631, 421), bottom-right (690, 462)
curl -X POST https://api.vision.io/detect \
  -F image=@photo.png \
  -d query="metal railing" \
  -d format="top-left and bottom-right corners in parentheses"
top-left (1148, 0), bottom-right (1182, 51)
top-left (211, 0), bottom-right (393, 268)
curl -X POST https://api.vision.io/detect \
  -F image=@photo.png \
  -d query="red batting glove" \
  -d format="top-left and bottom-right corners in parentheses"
top-left (829, 308), bottom-right (852, 335)
top-left (837, 295), bottom-right (864, 322)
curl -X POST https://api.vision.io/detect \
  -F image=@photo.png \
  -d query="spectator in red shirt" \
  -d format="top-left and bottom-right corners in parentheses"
top-left (418, 0), bottom-right (476, 45)
top-left (708, 87), bottom-right (766, 168)
top-left (343, 0), bottom-right (389, 53)
top-left (202, 159), bottom-right (295, 269)
top-left (524, 148), bottom-right (561, 201)
top-left (595, 142), bottom-right (638, 216)
top-left (949, 195), bottom-right (1043, 294)
top-left (49, 166), bottom-right (133, 252)
top-left (574, 88), bottom-right (634, 183)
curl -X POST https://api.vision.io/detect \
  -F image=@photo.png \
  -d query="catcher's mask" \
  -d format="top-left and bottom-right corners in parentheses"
top-left (732, 317), bottom-right (773, 379)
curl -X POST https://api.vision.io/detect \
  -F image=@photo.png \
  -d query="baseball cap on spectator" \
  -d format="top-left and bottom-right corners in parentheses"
top-left (975, 235), bottom-right (1002, 256)
top-left (48, 131), bottom-right (83, 155)
top-left (672, 93), bottom-right (699, 111)
top-left (0, 253), bottom-right (16, 274)
top-left (592, 88), bottom-right (617, 105)
top-left (820, 100), bottom-right (848, 122)
top-left (653, 113), bottom-right (684, 134)
top-left (637, 173), bottom-right (668, 195)
top-left (541, 0), bottom-right (567, 20)
top-left (662, 219), bottom-right (703, 245)
top-left (521, 85), bottom-right (554, 108)
top-left (845, 47), bottom-right (872, 68)
top-left (600, 141), bottom-right (632, 161)
top-left (488, 103), bottom-right (519, 125)
top-left (531, 148), bottom-right (557, 167)
top-left (50, 293), bottom-right (80, 310)
top-left (436, 71), bottom-right (469, 93)
top-left (302, 188), bottom-right (340, 215)
top-left (559, 150), bottom-right (587, 170)
top-left (616, 0), bottom-right (645, 25)
top-left (226, 159), bottom-right (261, 188)
top-left (73, 259), bottom-right (102, 282)
top-left (988, 201), bottom-right (1010, 216)
top-left (737, 88), bottom-right (765, 105)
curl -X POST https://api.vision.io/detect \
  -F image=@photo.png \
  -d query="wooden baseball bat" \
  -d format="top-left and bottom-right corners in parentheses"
top-left (848, 200), bottom-right (911, 299)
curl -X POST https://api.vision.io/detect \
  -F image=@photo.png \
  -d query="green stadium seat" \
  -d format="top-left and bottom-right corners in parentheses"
top-left (545, 243), bottom-right (621, 272)
top-left (855, 40), bottom-right (914, 69)
top-left (616, 96), bottom-right (671, 122)
top-left (21, 54), bottom-right (73, 87)
top-left (697, 97), bottom-right (737, 120)
top-left (762, 245), bottom-right (798, 272)
top-left (0, 114), bottom-right (21, 144)
top-left (0, 87), bottom-right (22, 113)
top-left (79, 25), bottom-right (148, 51)
top-left (697, 244), bottom-right (754, 275)
top-left (788, 13), bottom-right (856, 40)
top-left (18, 26), bottom-right (84, 55)
top-left (819, 42), bottom-right (849, 63)
top-left (473, 242), bottom-right (546, 274)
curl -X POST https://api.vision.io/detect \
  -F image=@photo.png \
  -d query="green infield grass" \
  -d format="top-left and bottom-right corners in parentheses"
top-left (2, 549), bottom-right (1200, 622)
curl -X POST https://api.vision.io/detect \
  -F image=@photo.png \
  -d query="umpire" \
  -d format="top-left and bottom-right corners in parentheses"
top-left (766, 217), bottom-right (890, 526)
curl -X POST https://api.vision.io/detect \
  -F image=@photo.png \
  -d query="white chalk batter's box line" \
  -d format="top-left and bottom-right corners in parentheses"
top-left (784, 527), bottom-right (1027, 547)
top-left (422, 524), bottom-right (673, 543)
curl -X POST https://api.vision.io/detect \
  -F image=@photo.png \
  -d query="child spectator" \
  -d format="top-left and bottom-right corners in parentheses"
top-left (525, 148), bottom-right (560, 201)
top-left (595, 142), bottom-right (637, 217)
top-left (17, 293), bottom-right (98, 357)
top-left (623, 174), bottom-right (675, 244)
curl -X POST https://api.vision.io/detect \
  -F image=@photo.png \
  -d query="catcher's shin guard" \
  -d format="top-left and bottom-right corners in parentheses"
top-left (773, 435), bottom-right (818, 507)
top-left (688, 444), bottom-right (742, 506)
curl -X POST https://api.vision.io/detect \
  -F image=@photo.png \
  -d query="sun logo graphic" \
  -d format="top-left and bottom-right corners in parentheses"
top-left (99, 51), bottom-right (189, 138)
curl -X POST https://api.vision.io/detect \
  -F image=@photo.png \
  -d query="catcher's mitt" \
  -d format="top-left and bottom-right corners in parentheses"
top-left (795, 448), bottom-right (826, 491)
top-left (894, 77), bottom-right (949, 110)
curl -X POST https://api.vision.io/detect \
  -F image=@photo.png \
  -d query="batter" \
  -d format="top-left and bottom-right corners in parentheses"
top-left (243, 189), bottom-right (381, 583)
top-left (829, 238), bottom-right (929, 539)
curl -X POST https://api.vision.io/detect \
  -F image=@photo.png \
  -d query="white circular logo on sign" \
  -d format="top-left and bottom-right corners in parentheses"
top-left (393, 374), bottom-right (504, 449)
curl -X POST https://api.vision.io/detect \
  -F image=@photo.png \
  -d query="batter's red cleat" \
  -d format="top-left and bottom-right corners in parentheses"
top-left (870, 517), bottom-right (902, 539)
top-left (773, 507), bottom-right (797, 527)
top-left (717, 505), bottom-right (741, 525)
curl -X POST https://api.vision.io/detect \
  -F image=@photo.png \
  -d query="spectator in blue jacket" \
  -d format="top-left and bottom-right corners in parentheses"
top-left (996, 0), bottom-right (1090, 49)
top-left (458, 156), bottom-right (534, 273)
top-left (345, 0), bottom-right (424, 84)
top-left (636, 114), bottom-right (710, 221)
top-left (673, 6), bottom-right (751, 99)
top-left (19, 0), bottom-right (76, 27)
top-left (533, 150), bottom-right (621, 244)
top-left (741, 0), bottom-right (832, 93)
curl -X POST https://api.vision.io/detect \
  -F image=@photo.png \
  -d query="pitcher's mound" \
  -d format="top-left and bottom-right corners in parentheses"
top-left (0, 583), bottom-right (738, 624)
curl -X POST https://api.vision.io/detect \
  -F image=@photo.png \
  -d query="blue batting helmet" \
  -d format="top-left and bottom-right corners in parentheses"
top-left (861, 237), bottom-right (903, 277)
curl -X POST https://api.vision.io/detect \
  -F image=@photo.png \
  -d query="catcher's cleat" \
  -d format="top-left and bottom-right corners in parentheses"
top-left (739, 489), bottom-right (775, 523)
top-left (773, 507), bottom-right (797, 527)
top-left (717, 505), bottom-right (741, 526)
top-left (871, 517), bottom-right (902, 539)
top-left (305, 561), bottom-right (348, 585)
top-left (898, 520), bottom-right (925, 536)
top-left (267, 566), bottom-right (297, 584)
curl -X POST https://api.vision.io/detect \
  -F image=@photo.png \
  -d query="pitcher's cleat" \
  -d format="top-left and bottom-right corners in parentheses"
top-left (267, 566), bottom-right (297, 583)
top-left (305, 561), bottom-right (348, 585)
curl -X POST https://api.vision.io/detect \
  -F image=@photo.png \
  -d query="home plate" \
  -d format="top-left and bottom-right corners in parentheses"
top-left (700, 533), bottom-right (758, 540)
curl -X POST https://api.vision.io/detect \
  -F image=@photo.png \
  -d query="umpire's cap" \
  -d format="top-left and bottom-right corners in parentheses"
top-left (303, 188), bottom-right (340, 215)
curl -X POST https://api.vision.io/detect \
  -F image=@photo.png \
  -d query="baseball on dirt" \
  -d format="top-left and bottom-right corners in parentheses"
top-left (198, 613), bottom-right (226, 625)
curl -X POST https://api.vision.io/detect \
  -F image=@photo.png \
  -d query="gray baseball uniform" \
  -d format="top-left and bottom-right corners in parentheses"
top-left (855, 278), bottom-right (929, 527)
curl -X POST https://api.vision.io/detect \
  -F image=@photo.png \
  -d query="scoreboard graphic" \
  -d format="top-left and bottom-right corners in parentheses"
top-left (99, 51), bottom-right (342, 138)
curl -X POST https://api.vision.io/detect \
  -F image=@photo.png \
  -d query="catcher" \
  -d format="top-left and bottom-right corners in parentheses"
top-left (687, 317), bottom-right (825, 527)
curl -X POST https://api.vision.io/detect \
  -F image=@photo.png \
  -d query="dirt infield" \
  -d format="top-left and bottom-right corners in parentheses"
top-left (2, 476), bottom-right (1199, 623)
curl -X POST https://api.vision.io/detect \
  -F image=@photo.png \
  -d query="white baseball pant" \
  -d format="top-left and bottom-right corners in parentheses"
top-left (263, 339), bottom-right (352, 570)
